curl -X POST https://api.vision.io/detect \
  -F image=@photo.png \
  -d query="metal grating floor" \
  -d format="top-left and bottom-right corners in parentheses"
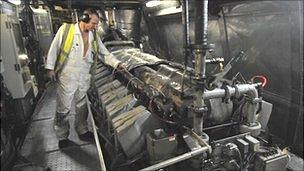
top-left (18, 83), bottom-right (101, 171)
top-left (46, 144), bottom-right (101, 171)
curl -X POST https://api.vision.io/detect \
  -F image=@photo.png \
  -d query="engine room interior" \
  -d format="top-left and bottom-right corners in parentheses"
top-left (1, 0), bottom-right (303, 171)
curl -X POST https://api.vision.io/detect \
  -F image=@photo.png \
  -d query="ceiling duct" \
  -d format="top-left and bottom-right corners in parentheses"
top-left (114, 9), bottom-right (141, 44)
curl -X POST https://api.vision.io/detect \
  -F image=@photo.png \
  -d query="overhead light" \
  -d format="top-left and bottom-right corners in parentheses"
top-left (8, 0), bottom-right (21, 5)
top-left (155, 6), bottom-right (182, 16)
top-left (146, 0), bottom-right (161, 8)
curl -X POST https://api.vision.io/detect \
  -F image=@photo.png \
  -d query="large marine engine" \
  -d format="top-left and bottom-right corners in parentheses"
top-left (87, 41), bottom-right (288, 171)
top-left (87, 0), bottom-right (288, 170)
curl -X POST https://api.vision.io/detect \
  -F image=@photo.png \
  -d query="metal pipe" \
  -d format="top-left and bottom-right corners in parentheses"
top-left (182, 0), bottom-right (190, 50)
top-left (203, 121), bottom-right (239, 131)
top-left (237, 84), bottom-right (259, 97)
top-left (114, 9), bottom-right (141, 44)
top-left (246, 101), bottom-right (258, 123)
top-left (193, 48), bottom-right (205, 135)
top-left (202, 0), bottom-right (209, 46)
top-left (181, 0), bottom-right (190, 96)
top-left (201, 0), bottom-right (208, 78)
top-left (203, 83), bottom-right (261, 100)
top-left (193, 0), bottom-right (209, 78)
top-left (193, 109), bottom-right (204, 135)
top-left (139, 146), bottom-right (209, 171)
top-left (86, 96), bottom-right (107, 171)
top-left (203, 83), bottom-right (261, 124)
top-left (221, 7), bottom-right (231, 57)
top-left (191, 130), bottom-right (212, 153)
top-left (194, 0), bottom-right (208, 45)
top-left (192, 0), bottom-right (209, 136)
top-left (238, 84), bottom-right (259, 124)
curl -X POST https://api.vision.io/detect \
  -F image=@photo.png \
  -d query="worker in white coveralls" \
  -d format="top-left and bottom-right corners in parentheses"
top-left (45, 9), bottom-right (124, 149)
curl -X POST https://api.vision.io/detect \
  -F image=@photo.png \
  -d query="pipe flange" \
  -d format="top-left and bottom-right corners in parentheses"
top-left (190, 76), bottom-right (206, 87)
top-left (233, 85), bottom-right (241, 98)
top-left (251, 97), bottom-right (262, 104)
top-left (221, 82), bottom-right (230, 103)
top-left (240, 122), bottom-right (261, 136)
top-left (190, 44), bottom-right (205, 52)
top-left (190, 44), bottom-right (213, 51)
top-left (188, 105), bottom-right (208, 116)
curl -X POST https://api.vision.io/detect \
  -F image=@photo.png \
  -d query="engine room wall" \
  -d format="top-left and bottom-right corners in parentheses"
top-left (142, 0), bottom-right (303, 156)
top-left (142, 11), bottom-right (223, 64)
top-left (221, 1), bottom-right (303, 157)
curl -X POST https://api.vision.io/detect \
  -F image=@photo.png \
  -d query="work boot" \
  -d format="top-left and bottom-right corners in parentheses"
top-left (58, 139), bottom-right (75, 149)
top-left (78, 131), bottom-right (94, 142)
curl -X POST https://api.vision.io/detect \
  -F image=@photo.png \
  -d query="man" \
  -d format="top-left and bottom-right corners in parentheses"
top-left (45, 9), bottom-right (123, 148)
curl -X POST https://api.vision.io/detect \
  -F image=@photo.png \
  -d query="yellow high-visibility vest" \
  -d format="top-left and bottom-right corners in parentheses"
top-left (54, 23), bottom-right (75, 74)
top-left (54, 23), bottom-right (99, 75)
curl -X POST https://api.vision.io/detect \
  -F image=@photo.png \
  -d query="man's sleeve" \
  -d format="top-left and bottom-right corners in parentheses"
top-left (45, 25), bottom-right (65, 70)
top-left (97, 37), bottom-right (121, 68)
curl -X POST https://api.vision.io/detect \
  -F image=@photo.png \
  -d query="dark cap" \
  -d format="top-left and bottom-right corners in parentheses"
top-left (83, 9), bottom-right (107, 21)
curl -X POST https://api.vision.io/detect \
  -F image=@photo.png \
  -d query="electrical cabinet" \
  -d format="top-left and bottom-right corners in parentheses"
top-left (1, 14), bottom-right (32, 98)
top-left (32, 7), bottom-right (53, 55)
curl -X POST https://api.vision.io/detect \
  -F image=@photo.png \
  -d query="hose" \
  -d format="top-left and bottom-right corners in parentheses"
top-left (251, 75), bottom-right (267, 88)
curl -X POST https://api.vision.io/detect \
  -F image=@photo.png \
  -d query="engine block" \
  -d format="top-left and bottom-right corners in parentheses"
top-left (87, 41), bottom-right (287, 171)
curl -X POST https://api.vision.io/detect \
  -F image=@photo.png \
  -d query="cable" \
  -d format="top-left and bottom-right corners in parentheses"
top-left (111, 66), bottom-right (118, 76)
top-left (126, 77), bottom-right (138, 90)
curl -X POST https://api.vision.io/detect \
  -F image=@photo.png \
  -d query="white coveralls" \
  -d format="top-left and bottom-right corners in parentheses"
top-left (46, 23), bottom-right (120, 140)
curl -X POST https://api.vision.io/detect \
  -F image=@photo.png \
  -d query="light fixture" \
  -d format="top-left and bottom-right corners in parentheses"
top-left (8, 0), bottom-right (21, 5)
top-left (146, 0), bottom-right (161, 8)
top-left (155, 6), bottom-right (182, 16)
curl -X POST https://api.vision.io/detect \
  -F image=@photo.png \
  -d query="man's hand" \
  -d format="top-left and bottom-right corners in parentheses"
top-left (117, 63), bottom-right (127, 71)
top-left (47, 70), bottom-right (57, 82)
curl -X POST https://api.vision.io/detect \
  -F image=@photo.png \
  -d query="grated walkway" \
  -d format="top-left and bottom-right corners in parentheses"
top-left (18, 83), bottom-right (101, 171)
